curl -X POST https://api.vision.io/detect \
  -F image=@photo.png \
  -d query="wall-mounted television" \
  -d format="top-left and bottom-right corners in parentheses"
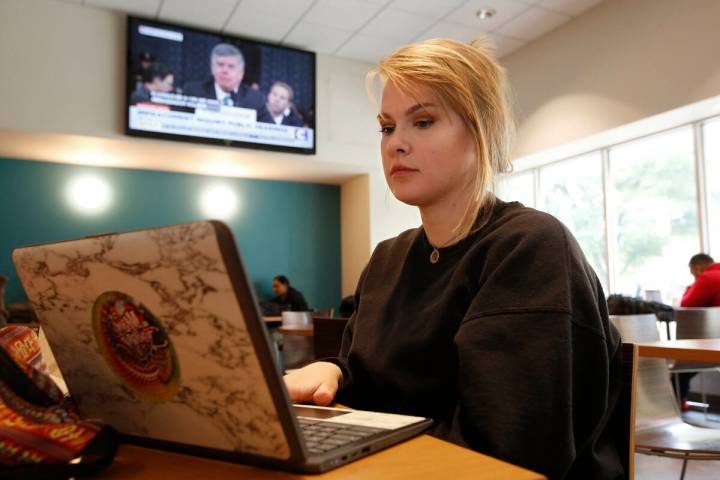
top-left (126, 16), bottom-right (316, 154)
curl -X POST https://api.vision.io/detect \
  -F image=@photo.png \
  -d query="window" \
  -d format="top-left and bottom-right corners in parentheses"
top-left (497, 171), bottom-right (535, 208)
top-left (703, 117), bottom-right (720, 257)
top-left (539, 153), bottom-right (608, 290)
top-left (609, 127), bottom-right (699, 303)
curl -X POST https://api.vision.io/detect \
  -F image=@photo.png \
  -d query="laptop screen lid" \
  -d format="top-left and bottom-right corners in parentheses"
top-left (12, 221), bottom-right (307, 465)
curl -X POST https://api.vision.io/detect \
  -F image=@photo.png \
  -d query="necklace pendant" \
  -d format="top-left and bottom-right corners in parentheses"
top-left (429, 248), bottom-right (440, 264)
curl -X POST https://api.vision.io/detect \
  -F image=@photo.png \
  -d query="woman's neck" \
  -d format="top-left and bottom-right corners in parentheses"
top-left (420, 188), bottom-right (472, 248)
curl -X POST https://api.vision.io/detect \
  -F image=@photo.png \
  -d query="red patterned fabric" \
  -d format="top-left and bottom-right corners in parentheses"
top-left (0, 325), bottom-right (102, 466)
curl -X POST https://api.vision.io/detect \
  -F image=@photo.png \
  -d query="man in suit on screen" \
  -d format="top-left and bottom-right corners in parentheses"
top-left (183, 43), bottom-right (271, 122)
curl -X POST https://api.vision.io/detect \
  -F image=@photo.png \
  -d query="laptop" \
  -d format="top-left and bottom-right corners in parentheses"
top-left (12, 221), bottom-right (432, 473)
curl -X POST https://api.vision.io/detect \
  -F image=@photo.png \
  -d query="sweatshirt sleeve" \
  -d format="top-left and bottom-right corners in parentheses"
top-left (320, 264), bottom-right (369, 391)
top-left (681, 277), bottom-right (713, 307)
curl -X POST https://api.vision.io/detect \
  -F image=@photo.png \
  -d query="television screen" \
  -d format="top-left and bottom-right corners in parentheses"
top-left (126, 16), bottom-right (316, 154)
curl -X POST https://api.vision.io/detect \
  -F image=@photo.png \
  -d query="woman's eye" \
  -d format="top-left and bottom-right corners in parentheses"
top-left (415, 119), bottom-right (433, 128)
top-left (379, 125), bottom-right (395, 135)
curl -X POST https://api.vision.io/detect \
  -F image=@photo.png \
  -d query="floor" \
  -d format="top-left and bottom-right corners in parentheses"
top-left (634, 411), bottom-right (720, 480)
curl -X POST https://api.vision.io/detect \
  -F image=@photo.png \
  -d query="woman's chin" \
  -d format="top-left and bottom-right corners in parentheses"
top-left (388, 186), bottom-right (428, 207)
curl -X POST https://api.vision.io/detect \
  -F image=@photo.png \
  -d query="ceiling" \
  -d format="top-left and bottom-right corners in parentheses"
top-left (55, 0), bottom-right (604, 62)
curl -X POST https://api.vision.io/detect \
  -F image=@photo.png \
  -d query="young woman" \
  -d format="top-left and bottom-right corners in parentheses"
top-left (284, 39), bottom-right (622, 479)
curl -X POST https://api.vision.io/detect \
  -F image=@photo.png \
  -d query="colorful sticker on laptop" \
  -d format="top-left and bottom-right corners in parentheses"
top-left (92, 291), bottom-right (180, 402)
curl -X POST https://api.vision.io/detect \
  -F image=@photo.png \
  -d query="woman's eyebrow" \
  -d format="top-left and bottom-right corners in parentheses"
top-left (378, 102), bottom-right (439, 122)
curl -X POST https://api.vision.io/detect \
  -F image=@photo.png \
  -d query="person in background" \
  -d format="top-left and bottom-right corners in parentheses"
top-left (677, 253), bottom-right (720, 410)
top-left (681, 253), bottom-right (720, 307)
top-left (132, 51), bottom-right (155, 91)
top-left (264, 81), bottom-right (304, 127)
top-left (129, 63), bottom-right (174, 105)
top-left (270, 275), bottom-right (309, 312)
top-left (183, 43), bottom-right (271, 122)
top-left (283, 38), bottom-right (622, 479)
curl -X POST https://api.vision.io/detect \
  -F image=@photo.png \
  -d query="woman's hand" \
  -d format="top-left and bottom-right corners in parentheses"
top-left (284, 361), bottom-right (343, 406)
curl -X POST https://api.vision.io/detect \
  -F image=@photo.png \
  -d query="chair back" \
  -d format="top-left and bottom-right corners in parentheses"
top-left (313, 307), bottom-right (334, 318)
top-left (610, 315), bottom-right (682, 431)
top-left (675, 307), bottom-right (720, 339)
top-left (610, 343), bottom-right (637, 480)
top-left (312, 317), bottom-right (348, 359)
top-left (281, 311), bottom-right (313, 326)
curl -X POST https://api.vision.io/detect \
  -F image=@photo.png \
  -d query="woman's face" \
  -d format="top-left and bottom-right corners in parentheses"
top-left (378, 81), bottom-right (477, 208)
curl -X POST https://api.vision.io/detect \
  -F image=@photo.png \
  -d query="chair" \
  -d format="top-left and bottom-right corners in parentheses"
top-left (671, 308), bottom-right (720, 417)
top-left (610, 342), bottom-right (637, 480)
top-left (312, 317), bottom-right (348, 359)
top-left (611, 314), bottom-right (720, 480)
top-left (279, 311), bottom-right (314, 371)
top-left (313, 307), bottom-right (334, 318)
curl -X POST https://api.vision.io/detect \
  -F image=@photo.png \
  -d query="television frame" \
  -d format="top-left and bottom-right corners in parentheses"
top-left (125, 15), bottom-right (317, 155)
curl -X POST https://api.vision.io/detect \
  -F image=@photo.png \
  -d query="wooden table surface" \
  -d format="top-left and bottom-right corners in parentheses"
top-left (95, 435), bottom-right (545, 480)
top-left (638, 339), bottom-right (720, 363)
top-left (278, 324), bottom-right (315, 337)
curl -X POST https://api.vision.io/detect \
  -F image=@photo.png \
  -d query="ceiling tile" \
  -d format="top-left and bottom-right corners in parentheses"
top-left (225, 13), bottom-right (297, 42)
top-left (158, 0), bottom-right (238, 30)
top-left (359, 8), bottom-right (437, 43)
top-left (540, 0), bottom-right (604, 16)
top-left (335, 34), bottom-right (397, 64)
top-left (85, 0), bottom-right (161, 17)
top-left (228, 0), bottom-right (315, 19)
top-left (283, 21), bottom-right (354, 54)
top-left (302, 0), bottom-right (385, 31)
top-left (486, 33), bottom-right (526, 57)
top-left (496, 6), bottom-right (569, 41)
top-left (444, 0), bottom-right (531, 31)
top-left (414, 20), bottom-right (486, 44)
top-left (390, 0), bottom-right (465, 18)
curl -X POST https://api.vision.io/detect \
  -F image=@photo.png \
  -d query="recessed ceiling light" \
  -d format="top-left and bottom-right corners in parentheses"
top-left (476, 8), bottom-right (496, 20)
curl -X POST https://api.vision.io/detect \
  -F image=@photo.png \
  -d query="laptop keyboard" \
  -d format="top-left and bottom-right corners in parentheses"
top-left (297, 417), bottom-right (384, 454)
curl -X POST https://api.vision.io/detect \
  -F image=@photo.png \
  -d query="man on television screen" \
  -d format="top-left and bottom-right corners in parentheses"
top-left (183, 43), bottom-right (271, 122)
top-left (265, 81), bottom-right (304, 127)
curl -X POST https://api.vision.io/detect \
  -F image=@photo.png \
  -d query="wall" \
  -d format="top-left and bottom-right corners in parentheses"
top-left (503, 0), bottom-right (720, 158)
top-left (0, 157), bottom-right (341, 310)
top-left (340, 175), bottom-right (370, 297)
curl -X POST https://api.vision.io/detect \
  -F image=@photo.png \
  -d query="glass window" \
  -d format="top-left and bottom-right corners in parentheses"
top-left (539, 153), bottom-right (608, 291)
top-left (497, 171), bottom-right (535, 208)
top-left (609, 127), bottom-right (699, 304)
top-left (703, 117), bottom-right (720, 257)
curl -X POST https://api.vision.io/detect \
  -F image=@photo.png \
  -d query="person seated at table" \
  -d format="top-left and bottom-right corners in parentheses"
top-left (283, 38), bottom-right (623, 479)
top-left (681, 253), bottom-right (720, 307)
top-left (265, 275), bottom-right (309, 313)
top-left (677, 253), bottom-right (720, 409)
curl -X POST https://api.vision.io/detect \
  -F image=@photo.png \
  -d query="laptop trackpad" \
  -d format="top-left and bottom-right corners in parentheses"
top-left (293, 405), bottom-right (425, 430)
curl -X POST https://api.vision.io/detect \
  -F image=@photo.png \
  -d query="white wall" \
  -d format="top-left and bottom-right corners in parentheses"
top-left (503, 0), bottom-right (720, 158)
top-left (0, 0), bottom-right (420, 293)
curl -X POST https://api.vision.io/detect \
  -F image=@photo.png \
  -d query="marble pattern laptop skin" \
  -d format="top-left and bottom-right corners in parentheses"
top-left (12, 222), bottom-right (290, 459)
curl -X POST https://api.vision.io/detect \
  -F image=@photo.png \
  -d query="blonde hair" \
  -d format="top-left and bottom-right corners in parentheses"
top-left (368, 38), bottom-right (515, 241)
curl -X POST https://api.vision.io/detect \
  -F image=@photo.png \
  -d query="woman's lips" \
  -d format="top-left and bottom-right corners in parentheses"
top-left (390, 165), bottom-right (419, 177)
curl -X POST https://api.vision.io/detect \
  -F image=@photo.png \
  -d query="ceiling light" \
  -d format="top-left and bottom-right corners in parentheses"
top-left (476, 8), bottom-right (496, 20)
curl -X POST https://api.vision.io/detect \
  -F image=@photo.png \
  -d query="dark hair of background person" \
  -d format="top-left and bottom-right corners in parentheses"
top-left (273, 275), bottom-right (289, 286)
top-left (689, 253), bottom-right (714, 266)
top-left (141, 62), bottom-right (172, 84)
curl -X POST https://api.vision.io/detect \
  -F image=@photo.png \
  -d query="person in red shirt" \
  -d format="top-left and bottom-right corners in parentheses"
top-left (678, 253), bottom-right (720, 410)
top-left (681, 254), bottom-right (720, 307)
